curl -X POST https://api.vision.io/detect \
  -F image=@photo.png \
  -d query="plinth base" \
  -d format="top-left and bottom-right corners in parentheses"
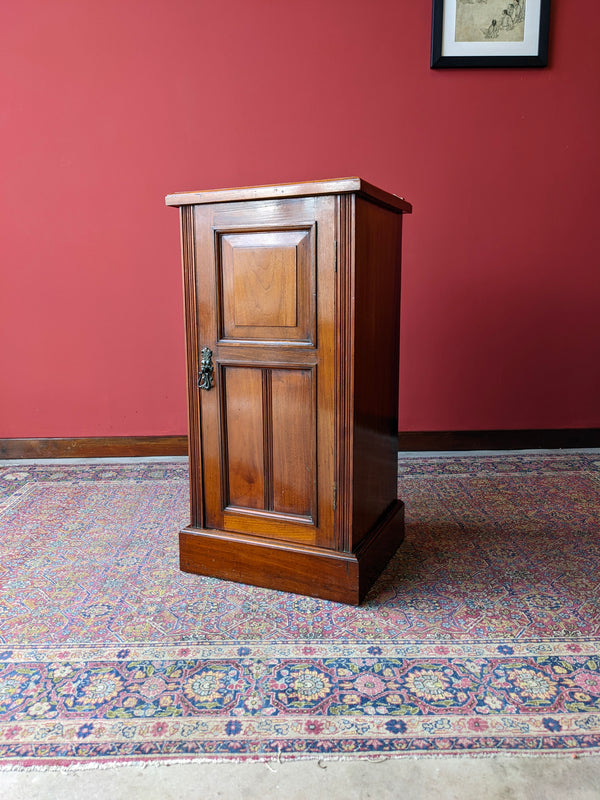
top-left (179, 500), bottom-right (404, 605)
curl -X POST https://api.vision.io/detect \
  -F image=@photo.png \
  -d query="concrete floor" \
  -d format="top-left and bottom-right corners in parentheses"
top-left (1, 755), bottom-right (600, 799)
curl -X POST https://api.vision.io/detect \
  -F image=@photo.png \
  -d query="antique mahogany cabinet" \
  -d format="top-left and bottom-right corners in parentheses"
top-left (166, 178), bottom-right (411, 604)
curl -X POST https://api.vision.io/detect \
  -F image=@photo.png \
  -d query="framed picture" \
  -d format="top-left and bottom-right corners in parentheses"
top-left (431, 0), bottom-right (551, 68)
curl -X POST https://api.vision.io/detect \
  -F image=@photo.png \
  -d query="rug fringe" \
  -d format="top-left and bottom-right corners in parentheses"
top-left (0, 750), bottom-right (590, 773)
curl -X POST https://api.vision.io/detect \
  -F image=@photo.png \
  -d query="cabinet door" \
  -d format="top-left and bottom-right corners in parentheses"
top-left (193, 196), bottom-right (336, 548)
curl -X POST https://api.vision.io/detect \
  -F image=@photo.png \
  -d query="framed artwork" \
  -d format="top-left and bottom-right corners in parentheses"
top-left (431, 0), bottom-right (551, 68)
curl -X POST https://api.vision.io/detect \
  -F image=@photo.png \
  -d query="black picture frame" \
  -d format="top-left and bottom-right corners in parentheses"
top-left (431, 0), bottom-right (550, 68)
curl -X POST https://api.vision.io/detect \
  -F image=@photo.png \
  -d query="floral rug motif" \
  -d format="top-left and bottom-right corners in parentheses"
top-left (1, 453), bottom-right (599, 766)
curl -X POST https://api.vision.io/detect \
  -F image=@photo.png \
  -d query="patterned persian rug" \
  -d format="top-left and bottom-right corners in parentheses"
top-left (1, 453), bottom-right (599, 768)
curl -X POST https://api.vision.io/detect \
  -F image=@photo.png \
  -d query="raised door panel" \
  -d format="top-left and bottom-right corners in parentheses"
top-left (219, 229), bottom-right (315, 344)
top-left (221, 365), bottom-right (315, 523)
top-left (194, 197), bottom-right (335, 549)
top-left (271, 368), bottom-right (315, 518)
top-left (222, 367), bottom-right (265, 510)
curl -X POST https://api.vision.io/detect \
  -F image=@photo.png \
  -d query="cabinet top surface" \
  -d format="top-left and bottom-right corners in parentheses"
top-left (165, 177), bottom-right (411, 213)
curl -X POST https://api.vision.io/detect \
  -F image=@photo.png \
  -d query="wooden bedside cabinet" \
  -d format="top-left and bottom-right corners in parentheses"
top-left (166, 178), bottom-right (411, 604)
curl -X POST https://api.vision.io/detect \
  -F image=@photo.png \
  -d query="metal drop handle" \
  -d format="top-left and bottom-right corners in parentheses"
top-left (198, 347), bottom-right (214, 390)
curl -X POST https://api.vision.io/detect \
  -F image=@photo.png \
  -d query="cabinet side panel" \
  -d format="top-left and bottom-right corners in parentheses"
top-left (351, 197), bottom-right (403, 547)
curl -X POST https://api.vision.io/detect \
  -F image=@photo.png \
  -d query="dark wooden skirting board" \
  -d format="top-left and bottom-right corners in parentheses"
top-left (3, 430), bottom-right (599, 459)
top-left (0, 436), bottom-right (188, 459)
top-left (398, 429), bottom-right (600, 451)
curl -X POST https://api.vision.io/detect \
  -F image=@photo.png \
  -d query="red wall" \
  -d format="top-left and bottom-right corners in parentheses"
top-left (2, 0), bottom-right (599, 437)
